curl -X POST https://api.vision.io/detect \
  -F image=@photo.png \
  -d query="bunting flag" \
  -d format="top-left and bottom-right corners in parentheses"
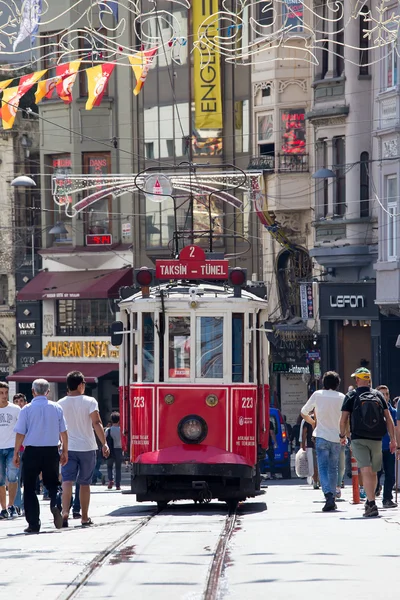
top-left (128, 48), bottom-right (158, 96)
top-left (56, 60), bottom-right (82, 104)
top-left (0, 79), bottom-right (13, 92)
top-left (35, 75), bottom-right (62, 103)
top-left (85, 63), bottom-right (115, 110)
top-left (2, 70), bottom-right (46, 130)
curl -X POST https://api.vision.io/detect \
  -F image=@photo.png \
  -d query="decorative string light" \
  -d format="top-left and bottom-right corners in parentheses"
top-left (1, 1), bottom-right (400, 72)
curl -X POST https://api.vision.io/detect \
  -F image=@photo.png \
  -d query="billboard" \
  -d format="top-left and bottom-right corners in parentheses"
top-left (281, 109), bottom-right (306, 154)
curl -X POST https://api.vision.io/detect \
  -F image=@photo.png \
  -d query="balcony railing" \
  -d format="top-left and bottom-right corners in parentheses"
top-left (277, 153), bottom-right (309, 173)
top-left (56, 325), bottom-right (112, 336)
top-left (247, 155), bottom-right (275, 171)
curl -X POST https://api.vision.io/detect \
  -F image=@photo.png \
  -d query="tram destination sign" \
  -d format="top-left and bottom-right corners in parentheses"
top-left (156, 245), bottom-right (229, 280)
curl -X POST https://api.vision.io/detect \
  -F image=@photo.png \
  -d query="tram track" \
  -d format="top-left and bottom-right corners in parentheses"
top-left (57, 511), bottom-right (157, 600)
top-left (56, 503), bottom-right (239, 600)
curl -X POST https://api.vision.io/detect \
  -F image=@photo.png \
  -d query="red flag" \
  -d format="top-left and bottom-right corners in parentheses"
top-left (55, 60), bottom-right (82, 103)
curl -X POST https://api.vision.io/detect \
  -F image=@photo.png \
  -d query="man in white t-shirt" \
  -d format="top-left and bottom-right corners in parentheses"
top-left (301, 371), bottom-right (345, 513)
top-left (0, 381), bottom-right (21, 519)
top-left (59, 371), bottom-right (109, 527)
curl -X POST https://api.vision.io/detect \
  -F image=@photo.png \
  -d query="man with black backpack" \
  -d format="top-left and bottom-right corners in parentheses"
top-left (340, 368), bottom-right (396, 518)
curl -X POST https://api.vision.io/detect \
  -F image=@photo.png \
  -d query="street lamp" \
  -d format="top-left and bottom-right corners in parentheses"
top-left (48, 222), bottom-right (68, 235)
top-left (11, 175), bottom-right (36, 187)
top-left (312, 168), bottom-right (337, 179)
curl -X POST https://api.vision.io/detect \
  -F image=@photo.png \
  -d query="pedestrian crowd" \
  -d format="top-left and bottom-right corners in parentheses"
top-left (0, 371), bottom-right (124, 534)
top-left (300, 367), bottom-right (398, 517)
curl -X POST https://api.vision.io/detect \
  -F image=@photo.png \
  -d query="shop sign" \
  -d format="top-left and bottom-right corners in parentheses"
top-left (273, 363), bottom-right (310, 374)
top-left (43, 340), bottom-right (119, 359)
top-left (319, 283), bottom-right (378, 320)
top-left (18, 322), bottom-right (36, 336)
top-left (300, 283), bottom-right (314, 319)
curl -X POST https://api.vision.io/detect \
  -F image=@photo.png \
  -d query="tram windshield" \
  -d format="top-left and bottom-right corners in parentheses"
top-left (196, 316), bottom-right (223, 378)
top-left (169, 316), bottom-right (191, 378)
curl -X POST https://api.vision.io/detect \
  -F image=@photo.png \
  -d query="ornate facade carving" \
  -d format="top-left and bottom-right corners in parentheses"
top-left (43, 314), bottom-right (54, 336)
top-left (253, 80), bottom-right (274, 97)
top-left (312, 116), bottom-right (347, 129)
top-left (383, 138), bottom-right (399, 158)
top-left (278, 79), bottom-right (308, 94)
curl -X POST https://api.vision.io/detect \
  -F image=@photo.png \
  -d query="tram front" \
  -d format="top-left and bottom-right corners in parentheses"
top-left (113, 247), bottom-right (270, 508)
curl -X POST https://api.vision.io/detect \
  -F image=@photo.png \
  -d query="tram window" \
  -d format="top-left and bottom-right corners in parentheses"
top-left (142, 313), bottom-right (155, 382)
top-left (249, 314), bottom-right (254, 382)
top-left (169, 316), bottom-right (191, 378)
top-left (196, 316), bottom-right (223, 379)
top-left (232, 314), bottom-right (244, 382)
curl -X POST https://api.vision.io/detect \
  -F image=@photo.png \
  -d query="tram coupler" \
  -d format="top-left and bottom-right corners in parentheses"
top-left (192, 481), bottom-right (208, 490)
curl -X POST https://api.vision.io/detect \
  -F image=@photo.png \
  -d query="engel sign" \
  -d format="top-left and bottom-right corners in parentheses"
top-left (156, 246), bottom-right (229, 280)
top-left (329, 295), bottom-right (365, 308)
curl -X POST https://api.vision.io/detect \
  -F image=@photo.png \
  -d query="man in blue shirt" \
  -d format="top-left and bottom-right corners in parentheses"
top-left (376, 385), bottom-right (398, 508)
top-left (13, 379), bottom-right (68, 534)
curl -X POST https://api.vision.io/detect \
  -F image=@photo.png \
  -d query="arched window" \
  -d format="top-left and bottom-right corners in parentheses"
top-left (360, 151), bottom-right (370, 218)
top-left (359, 6), bottom-right (369, 76)
top-left (276, 248), bottom-right (312, 319)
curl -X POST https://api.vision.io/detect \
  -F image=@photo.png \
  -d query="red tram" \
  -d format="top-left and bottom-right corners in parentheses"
top-left (112, 246), bottom-right (270, 509)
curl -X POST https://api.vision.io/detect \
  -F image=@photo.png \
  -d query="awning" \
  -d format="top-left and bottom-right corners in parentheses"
top-left (7, 361), bottom-right (118, 383)
top-left (17, 268), bottom-right (133, 301)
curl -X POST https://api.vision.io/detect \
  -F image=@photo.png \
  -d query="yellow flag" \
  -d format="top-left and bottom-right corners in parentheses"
top-left (0, 79), bottom-right (13, 92)
top-left (85, 63), bottom-right (115, 110)
top-left (2, 70), bottom-right (46, 129)
top-left (35, 76), bottom-right (62, 103)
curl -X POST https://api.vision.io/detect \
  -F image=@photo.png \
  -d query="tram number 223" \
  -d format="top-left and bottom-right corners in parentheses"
top-left (241, 397), bottom-right (254, 409)
top-left (133, 396), bottom-right (145, 408)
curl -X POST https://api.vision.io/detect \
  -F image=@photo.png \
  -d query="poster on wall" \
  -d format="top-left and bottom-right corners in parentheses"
top-left (258, 113), bottom-right (274, 142)
top-left (283, 0), bottom-right (304, 32)
top-left (280, 374), bottom-right (308, 426)
top-left (281, 109), bottom-right (306, 154)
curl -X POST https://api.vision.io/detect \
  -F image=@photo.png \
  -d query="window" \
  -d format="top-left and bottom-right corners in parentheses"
top-left (57, 299), bottom-right (116, 335)
top-left (145, 142), bottom-right (155, 159)
top-left (169, 316), bottom-right (190, 378)
top-left (232, 314), bottom-right (244, 382)
top-left (196, 317), bottom-right (223, 379)
top-left (385, 42), bottom-right (398, 89)
top-left (282, 0), bottom-right (304, 32)
top-left (50, 154), bottom-right (73, 244)
top-left (0, 276), bottom-right (8, 305)
top-left (281, 109), bottom-right (306, 154)
top-left (82, 152), bottom-right (111, 236)
top-left (333, 137), bottom-right (346, 216)
top-left (334, 9), bottom-right (344, 77)
top-left (359, 6), bottom-right (369, 75)
top-left (360, 152), bottom-right (370, 218)
top-left (386, 175), bottom-right (397, 260)
top-left (262, 87), bottom-right (271, 98)
top-left (316, 140), bottom-right (328, 217)
top-left (41, 31), bottom-right (62, 78)
top-left (79, 31), bottom-right (108, 97)
top-left (166, 139), bottom-right (174, 157)
top-left (142, 313), bottom-right (154, 382)
top-left (258, 114), bottom-right (274, 143)
top-left (258, 1), bottom-right (274, 27)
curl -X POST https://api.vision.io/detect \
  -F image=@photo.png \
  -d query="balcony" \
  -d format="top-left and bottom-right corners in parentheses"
top-left (277, 153), bottom-right (309, 173)
top-left (247, 155), bottom-right (275, 172)
top-left (56, 324), bottom-right (112, 336)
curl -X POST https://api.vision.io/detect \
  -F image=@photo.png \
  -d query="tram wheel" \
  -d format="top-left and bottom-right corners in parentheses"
top-left (157, 501), bottom-right (169, 511)
top-left (225, 499), bottom-right (239, 513)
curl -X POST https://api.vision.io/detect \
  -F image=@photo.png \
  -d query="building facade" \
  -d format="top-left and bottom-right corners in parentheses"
top-left (7, 1), bottom-right (260, 411)
top-left (250, 1), bottom-right (317, 423)
top-left (308, 1), bottom-right (378, 391)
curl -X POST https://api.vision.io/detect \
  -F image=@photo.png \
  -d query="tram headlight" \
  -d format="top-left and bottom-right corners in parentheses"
top-left (178, 415), bottom-right (208, 444)
top-left (206, 394), bottom-right (218, 407)
top-left (165, 394), bottom-right (175, 405)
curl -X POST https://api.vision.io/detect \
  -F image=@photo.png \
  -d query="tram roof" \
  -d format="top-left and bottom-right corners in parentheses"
top-left (119, 282), bottom-right (268, 309)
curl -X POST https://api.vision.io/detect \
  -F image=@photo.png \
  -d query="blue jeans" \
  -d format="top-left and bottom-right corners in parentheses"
top-left (73, 483), bottom-right (81, 512)
top-left (0, 448), bottom-right (19, 486)
top-left (315, 437), bottom-right (341, 496)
